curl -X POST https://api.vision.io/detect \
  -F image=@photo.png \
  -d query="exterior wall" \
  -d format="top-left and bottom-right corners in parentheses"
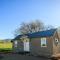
top-left (13, 40), bottom-right (24, 52)
top-left (30, 37), bottom-right (53, 57)
top-left (57, 29), bottom-right (60, 53)
top-left (52, 31), bottom-right (60, 55)
top-left (13, 37), bottom-right (30, 52)
top-left (57, 28), bottom-right (60, 39)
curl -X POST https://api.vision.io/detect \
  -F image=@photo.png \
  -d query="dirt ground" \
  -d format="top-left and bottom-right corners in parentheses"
top-left (0, 53), bottom-right (51, 60)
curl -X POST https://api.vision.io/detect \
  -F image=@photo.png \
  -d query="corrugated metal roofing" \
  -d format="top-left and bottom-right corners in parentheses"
top-left (14, 29), bottom-right (56, 40)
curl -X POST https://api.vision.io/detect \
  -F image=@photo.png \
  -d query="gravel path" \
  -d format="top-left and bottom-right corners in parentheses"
top-left (0, 53), bottom-right (51, 60)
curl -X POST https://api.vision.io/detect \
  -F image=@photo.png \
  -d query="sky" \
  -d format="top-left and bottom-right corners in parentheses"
top-left (0, 0), bottom-right (60, 39)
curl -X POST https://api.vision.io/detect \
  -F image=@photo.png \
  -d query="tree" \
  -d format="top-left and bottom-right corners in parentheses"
top-left (44, 25), bottom-right (54, 30)
top-left (14, 20), bottom-right (44, 36)
top-left (14, 20), bottom-right (54, 36)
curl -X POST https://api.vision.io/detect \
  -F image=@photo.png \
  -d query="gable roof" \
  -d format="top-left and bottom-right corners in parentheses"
top-left (14, 29), bottom-right (57, 40)
top-left (28, 29), bottom-right (56, 38)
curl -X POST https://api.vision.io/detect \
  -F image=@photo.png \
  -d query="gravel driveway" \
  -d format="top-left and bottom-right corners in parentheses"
top-left (0, 53), bottom-right (51, 60)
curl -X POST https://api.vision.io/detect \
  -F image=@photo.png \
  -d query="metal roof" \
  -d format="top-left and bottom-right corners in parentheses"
top-left (14, 29), bottom-right (56, 40)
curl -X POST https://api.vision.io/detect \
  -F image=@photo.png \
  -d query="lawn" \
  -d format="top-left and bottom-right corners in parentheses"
top-left (0, 42), bottom-right (13, 51)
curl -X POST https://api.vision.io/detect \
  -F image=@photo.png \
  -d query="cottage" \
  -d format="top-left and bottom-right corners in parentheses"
top-left (13, 29), bottom-right (60, 57)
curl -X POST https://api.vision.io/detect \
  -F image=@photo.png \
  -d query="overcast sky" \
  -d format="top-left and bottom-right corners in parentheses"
top-left (0, 0), bottom-right (60, 39)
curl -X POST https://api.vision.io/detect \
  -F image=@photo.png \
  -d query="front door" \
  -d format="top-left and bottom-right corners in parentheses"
top-left (24, 42), bottom-right (29, 52)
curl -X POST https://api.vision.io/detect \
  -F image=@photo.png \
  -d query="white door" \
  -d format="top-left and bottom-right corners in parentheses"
top-left (24, 42), bottom-right (29, 51)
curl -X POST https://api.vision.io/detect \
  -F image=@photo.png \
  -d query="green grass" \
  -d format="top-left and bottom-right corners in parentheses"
top-left (0, 48), bottom-right (12, 52)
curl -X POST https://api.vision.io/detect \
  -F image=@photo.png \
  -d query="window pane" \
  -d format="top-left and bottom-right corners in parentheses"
top-left (41, 38), bottom-right (47, 47)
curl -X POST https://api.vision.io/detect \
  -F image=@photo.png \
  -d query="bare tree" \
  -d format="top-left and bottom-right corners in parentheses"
top-left (14, 20), bottom-right (54, 36)
top-left (44, 25), bottom-right (54, 30)
top-left (14, 20), bottom-right (44, 36)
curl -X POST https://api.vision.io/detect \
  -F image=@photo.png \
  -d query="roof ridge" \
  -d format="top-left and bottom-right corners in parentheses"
top-left (29, 28), bottom-right (56, 34)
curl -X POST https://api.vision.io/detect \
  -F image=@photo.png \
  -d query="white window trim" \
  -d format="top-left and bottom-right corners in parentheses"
top-left (41, 37), bottom-right (47, 47)
top-left (14, 40), bottom-right (17, 47)
top-left (55, 38), bottom-right (58, 43)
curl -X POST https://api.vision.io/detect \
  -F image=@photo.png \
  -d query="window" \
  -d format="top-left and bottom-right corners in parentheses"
top-left (41, 38), bottom-right (47, 47)
top-left (55, 38), bottom-right (59, 46)
top-left (14, 41), bottom-right (17, 47)
top-left (55, 38), bottom-right (58, 43)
